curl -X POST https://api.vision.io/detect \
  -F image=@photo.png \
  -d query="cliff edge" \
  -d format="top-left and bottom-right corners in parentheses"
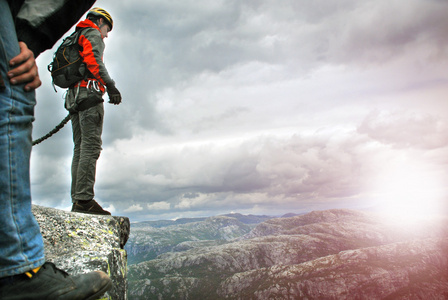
top-left (32, 205), bottom-right (130, 300)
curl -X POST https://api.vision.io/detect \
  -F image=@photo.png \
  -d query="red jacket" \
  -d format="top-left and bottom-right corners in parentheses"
top-left (75, 19), bottom-right (114, 93)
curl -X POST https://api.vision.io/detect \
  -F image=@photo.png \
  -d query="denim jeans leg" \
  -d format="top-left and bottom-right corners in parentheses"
top-left (0, 0), bottom-right (45, 277)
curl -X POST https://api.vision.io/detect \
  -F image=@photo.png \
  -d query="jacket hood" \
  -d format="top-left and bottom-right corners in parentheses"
top-left (76, 19), bottom-right (100, 31)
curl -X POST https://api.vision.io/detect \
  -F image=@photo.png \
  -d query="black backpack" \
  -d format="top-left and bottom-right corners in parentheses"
top-left (48, 30), bottom-right (86, 88)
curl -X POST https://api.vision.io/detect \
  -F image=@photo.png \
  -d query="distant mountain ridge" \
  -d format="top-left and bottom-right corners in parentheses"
top-left (131, 213), bottom-right (275, 228)
top-left (127, 209), bottom-right (448, 299)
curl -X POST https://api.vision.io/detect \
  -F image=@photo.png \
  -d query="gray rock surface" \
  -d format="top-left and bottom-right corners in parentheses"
top-left (32, 205), bottom-right (130, 300)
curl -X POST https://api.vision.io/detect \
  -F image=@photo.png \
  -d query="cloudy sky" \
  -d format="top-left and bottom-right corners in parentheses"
top-left (31, 0), bottom-right (448, 221)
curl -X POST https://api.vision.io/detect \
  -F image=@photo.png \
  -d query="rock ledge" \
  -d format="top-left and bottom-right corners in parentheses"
top-left (32, 205), bottom-right (130, 300)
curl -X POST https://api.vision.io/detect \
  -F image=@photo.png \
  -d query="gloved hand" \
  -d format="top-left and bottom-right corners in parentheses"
top-left (107, 84), bottom-right (122, 105)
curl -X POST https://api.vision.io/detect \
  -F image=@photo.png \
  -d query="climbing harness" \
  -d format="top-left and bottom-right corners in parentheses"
top-left (33, 79), bottom-right (103, 146)
top-left (32, 114), bottom-right (71, 146)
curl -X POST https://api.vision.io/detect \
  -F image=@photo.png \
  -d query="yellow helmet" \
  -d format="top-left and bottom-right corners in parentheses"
top-left (87, 7), bottom-right (113, 30)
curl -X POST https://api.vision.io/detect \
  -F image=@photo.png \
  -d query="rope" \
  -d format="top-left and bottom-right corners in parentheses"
top-left (32, 114), bottom-right (71, 146)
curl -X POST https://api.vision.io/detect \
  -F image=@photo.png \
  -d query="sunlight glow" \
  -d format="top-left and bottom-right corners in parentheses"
top-left (368, 159), bottom-right (446, 223)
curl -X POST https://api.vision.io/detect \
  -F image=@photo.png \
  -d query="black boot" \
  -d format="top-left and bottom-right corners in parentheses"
top-left (71, 199), bottom-right (111, 215)
top-left (0, 262), bottom-right (112, 300)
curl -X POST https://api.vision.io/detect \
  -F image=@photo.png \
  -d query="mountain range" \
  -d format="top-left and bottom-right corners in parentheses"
top-left (126, 209), bottom-right (448, 299)
top-left (126, 213), bottom-right (274, 264)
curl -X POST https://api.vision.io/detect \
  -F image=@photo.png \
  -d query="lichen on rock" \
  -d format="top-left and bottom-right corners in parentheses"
top-left (32, 205), bottom-right (130, 300)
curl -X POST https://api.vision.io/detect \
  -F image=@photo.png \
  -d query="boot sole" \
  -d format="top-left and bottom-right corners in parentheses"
top-left (85, 280), bottom-right (113, 300)
top-left (71, 209), bottom-right (111, 216)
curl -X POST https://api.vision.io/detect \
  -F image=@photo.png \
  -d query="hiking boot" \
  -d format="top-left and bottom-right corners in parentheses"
top-left (0, 262), bottom-right (112, 300)
top-left (71, 199), bottom-right (111, 215)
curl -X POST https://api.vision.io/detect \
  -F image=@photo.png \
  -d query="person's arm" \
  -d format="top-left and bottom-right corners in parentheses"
top-left (78, 28), bottom-right (113, 87)
top-left (79, 28), bottom-right (121, 104)
top-left (14, 0), bottom-right (97, 57)
top-left (8, 42), bottom-right (41, 91)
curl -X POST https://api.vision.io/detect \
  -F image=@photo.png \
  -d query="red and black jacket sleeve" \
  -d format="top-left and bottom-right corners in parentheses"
top-left (77, 25), bottom-right (114, 91)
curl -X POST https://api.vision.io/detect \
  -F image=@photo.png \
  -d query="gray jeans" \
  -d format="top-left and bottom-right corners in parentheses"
top-left (70, 102), bottom-right (104, 202)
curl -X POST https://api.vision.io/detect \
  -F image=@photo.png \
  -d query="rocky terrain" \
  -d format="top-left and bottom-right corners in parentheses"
top-left (126, 215), bottom-right (254, 264)
top-left (127, 209), bottom-right (448, 299)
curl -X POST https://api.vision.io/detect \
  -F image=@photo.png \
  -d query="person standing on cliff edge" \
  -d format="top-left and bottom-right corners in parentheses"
top-left (0, 1), bottom-right (112, 298)
top-left (67, 7), bottom-right (122, 216)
